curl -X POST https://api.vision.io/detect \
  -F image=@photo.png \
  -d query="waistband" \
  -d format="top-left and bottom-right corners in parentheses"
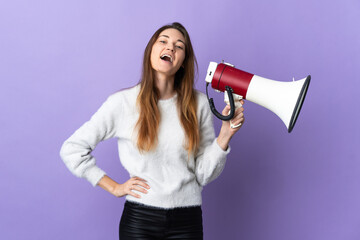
top-left (125, 200), bottom-right (202, 211)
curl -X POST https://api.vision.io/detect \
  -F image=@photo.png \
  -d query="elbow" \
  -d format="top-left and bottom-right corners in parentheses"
top-left (59, 141), bottom-right (85, 178)
top-left (59, 141), bottom-right (69, 165)
top-left (197, 176), bottom-right (213, 187)
top-left (195, 173), bottom-right (209, 187)
top-left (196, 167), bottom-right (225, 187)
top-left (59, 141), bottom-right (67, 159)
top-left (198, 179), bottom-right (207, 187)
top-left (59, 141), bottom-right (74, 166)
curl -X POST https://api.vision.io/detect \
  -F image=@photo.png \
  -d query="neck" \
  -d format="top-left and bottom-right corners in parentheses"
top-left (155, 73), bottom-right (176, 100)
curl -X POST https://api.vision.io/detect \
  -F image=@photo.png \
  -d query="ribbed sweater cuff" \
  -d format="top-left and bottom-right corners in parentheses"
top-left (82, 165), bottom-right (106, 187)
top-left (214, 138), bottom-right (231, 155)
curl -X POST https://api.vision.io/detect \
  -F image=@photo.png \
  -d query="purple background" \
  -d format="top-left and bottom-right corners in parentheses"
top-left (1, 0), bottom-right (359, 239)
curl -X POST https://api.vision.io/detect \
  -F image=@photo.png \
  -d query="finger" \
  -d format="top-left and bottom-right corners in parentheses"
top-left (231, 106), bottom-right (243, 117)
top-left (231, 111), bottom-right (244, 121)
top-left (132, 176), bottom-right (148, 183)
top-left (128, 191), bottom-right (141, 198)
top-left (222, 107), bottom-right (232, 116)
top-left (230, 119), bottom-right (241, 126)
top-left (131, 185), bottom-right (148, 194)
top-left (130, 178), bottom-right (149, 187)
top-left (231, 118), bottom-right (244, 127)
top-left (231, 122), bottom-right (242, 129)
top-left (126, 186), bottom-right (142, 198)
top-left (235, 108), bottom-right (243, 116)
top-left (134, 180), bottom-right (151, 189)
top-left (237, 112), bottom-right (244, 119)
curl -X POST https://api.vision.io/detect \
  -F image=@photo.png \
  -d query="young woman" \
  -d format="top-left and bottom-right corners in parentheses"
top-left (60, 22), bottom-right (245, 240)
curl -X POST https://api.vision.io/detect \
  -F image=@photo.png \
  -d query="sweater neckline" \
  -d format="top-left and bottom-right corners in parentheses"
top-left (158, 93), bottom-right (177, 103)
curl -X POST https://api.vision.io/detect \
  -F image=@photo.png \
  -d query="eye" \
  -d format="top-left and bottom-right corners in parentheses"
top-left (159, 40), bottom-right (166, 44)
top-left (176, 45), bottom-right (184, 50)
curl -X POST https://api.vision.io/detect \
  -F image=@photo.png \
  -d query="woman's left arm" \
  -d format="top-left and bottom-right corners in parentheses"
top-left (194, 96), bottom-right (245, 187)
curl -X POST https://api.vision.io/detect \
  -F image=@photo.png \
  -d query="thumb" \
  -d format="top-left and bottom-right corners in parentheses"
top-left (222, 105), bottom-right (231, 115)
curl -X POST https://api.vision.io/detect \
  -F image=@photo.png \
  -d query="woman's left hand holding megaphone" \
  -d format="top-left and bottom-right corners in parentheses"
top-left (216, 99), bottom-right (245, 151)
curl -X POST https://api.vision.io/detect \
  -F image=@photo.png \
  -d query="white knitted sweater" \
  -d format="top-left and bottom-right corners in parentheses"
top-left (60, 85), bottom-right (230, 209)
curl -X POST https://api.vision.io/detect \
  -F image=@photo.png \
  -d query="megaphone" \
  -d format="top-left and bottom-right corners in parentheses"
top-left (205, 61), bottom-right (311, 133)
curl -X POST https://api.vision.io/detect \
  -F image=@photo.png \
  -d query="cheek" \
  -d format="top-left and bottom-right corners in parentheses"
top-left (150, 53), bottom-right (156, 66)
top-left (178, 53), bottom-right (186, 66)
top-left (151, 43), bottom-right (164, 60)
top-left (150, 48), bottom-right (159, 67)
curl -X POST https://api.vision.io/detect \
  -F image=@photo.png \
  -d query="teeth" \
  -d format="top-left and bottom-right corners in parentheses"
top-left (161, 54), bottom-right (173, 63)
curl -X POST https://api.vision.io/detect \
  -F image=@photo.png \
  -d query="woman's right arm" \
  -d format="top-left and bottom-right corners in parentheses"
top-left (60, 94), bottom-right (120, 187)
top-left (60, 93), bottom-right (150, 198)
top-left (98, 175), bottom-right (150, 198)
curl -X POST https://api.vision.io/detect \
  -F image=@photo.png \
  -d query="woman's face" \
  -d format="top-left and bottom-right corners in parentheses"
top-left (150, 28), bottom-right (186, 78)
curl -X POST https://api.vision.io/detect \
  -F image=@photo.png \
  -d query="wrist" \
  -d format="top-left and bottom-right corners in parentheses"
top-left (217, 131), bottom-right (232, 151)
top-left (109, 183), bottom-right (117, 195)
top-left (98, 175), bottom-right (120, 195)
top-left (219, 125), bottom-right (232, 140)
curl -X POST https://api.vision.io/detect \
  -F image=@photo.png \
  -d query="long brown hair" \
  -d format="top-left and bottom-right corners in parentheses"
top-left (135, 22), bottom-right (199, 155)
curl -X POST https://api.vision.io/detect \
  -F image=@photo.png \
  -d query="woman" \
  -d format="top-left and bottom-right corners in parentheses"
top-left (60, 22), bottom-right (245, 240)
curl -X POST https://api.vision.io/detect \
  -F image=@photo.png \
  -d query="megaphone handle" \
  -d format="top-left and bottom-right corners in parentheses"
top-left (207, 85), bottom-right (236, 121)
top-left (224, 92), bottom-right (243, 128)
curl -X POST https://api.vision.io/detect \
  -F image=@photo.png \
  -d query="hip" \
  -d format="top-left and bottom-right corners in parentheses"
top-left (119, 200), bottom-right (203, 239)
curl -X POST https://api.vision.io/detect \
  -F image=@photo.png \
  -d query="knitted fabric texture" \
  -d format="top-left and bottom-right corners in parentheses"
top-left (60, 85), bottom-right (230, 209)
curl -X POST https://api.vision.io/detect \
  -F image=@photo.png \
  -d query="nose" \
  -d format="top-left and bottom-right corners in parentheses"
top-left (167, 44), bottom-right (174, 52)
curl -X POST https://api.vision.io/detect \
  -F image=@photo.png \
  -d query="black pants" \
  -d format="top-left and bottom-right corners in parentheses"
top-left (119, 201), bottom-right (203, 240)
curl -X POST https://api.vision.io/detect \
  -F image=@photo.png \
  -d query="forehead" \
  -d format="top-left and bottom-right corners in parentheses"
top-left (158, 28), bottom-right (185, 43)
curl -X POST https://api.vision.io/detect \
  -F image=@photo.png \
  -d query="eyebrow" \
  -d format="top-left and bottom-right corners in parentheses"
top-left (159, 35), bottom-right (185, 45)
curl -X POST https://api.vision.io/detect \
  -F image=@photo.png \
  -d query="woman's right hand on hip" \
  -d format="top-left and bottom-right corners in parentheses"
top-left (112, 176), bottom-right (150, 198)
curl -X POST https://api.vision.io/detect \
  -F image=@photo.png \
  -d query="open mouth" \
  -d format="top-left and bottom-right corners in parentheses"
top-left (160, 54), bottom-right (173, 63)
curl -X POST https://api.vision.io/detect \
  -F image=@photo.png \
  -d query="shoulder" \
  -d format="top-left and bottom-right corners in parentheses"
top-left (93, 85), bottom-right (139, 117)
top-left (105, 84), bottom-right (140, 106)
top-left (108, 84), bottom-right (139, 100)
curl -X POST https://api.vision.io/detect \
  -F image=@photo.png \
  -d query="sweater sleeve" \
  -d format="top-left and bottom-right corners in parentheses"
top-left (194, 94), bottom-right (231, 187)
top-left (59, 94), bottom-right (121, 187)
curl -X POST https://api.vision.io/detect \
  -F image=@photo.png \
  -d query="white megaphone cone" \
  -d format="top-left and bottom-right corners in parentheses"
top-left (205, 61), bottom-right (310, 133)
